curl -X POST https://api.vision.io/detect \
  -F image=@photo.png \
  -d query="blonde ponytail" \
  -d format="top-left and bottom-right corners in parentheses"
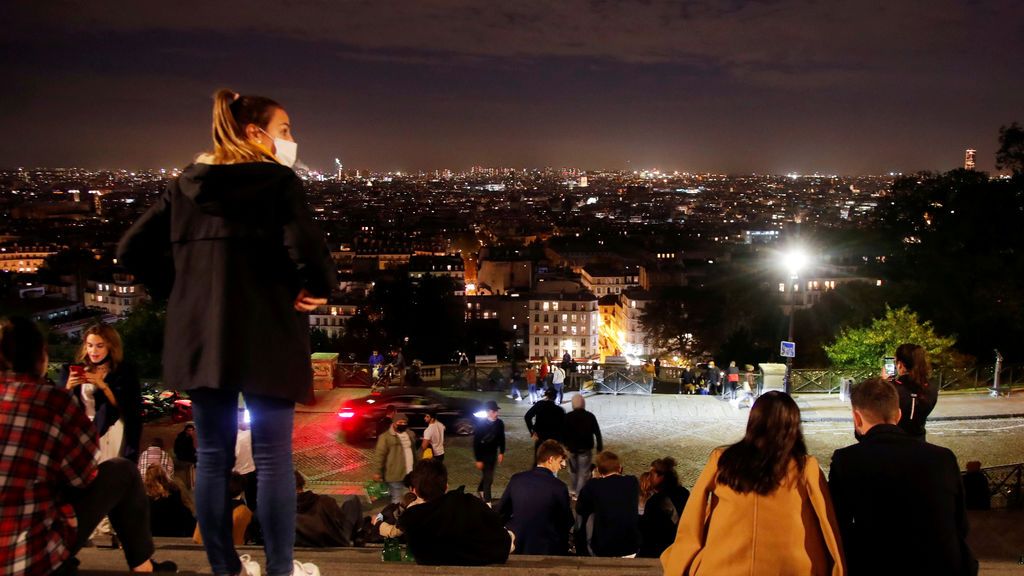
top-left (202, 88), bottom-right (283, 165)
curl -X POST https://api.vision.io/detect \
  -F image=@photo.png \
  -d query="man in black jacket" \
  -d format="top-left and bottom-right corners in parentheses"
top-left (399, 459), bottom-right (511, 565)
top-left (294, 471), bottom-right (361, 547)
top-left (524, 388), bottom-right (566, 463)
top-left (473, 400), bottom-right (505, 502)
top-left (575, 451), bottom-right (640, 557)
top-left (563, 394), bottom-right (602, 497)
top-left (829, 378), bottom-right (977, 576)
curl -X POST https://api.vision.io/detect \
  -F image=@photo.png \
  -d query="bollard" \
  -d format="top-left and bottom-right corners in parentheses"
top-left (991, 350), bottom-right (1003, 398)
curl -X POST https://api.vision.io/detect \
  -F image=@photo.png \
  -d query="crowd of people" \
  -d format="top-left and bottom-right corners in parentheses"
top-left (0, 83), bottom-right (988, 576)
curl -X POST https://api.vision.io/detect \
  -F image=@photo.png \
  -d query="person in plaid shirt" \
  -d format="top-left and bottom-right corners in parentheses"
top-left (138, 438), bottom-right (176, 481)
top-left (0, 317), bottom-right (176, 575)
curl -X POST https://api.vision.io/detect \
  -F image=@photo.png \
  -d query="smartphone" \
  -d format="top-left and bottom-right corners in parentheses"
top-left (883, 356), bottom-right (896, 378)
top-left (69, 364), bottom-right (86, 378)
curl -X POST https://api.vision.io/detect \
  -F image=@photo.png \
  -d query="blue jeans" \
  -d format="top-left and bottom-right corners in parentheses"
top-left (553, 382), bottom-right (564, 404)
top-left (568, 451), bottom-right (592, 495)
top-left (192, 388), bottom-right (296, 576)
top-left (527, 383), bottom-right (538, 403)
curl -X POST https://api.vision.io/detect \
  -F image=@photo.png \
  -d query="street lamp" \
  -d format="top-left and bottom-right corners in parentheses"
top-left (781, 248), bottom-right (809, 394)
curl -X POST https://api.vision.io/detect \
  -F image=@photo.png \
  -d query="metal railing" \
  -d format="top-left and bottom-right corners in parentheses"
top-left (789, 365), bottom-right (1023, 394)
top-left (972, 463), bottom-right (1023, 509)
top-left (327, 361), bottom-right (1021, 396)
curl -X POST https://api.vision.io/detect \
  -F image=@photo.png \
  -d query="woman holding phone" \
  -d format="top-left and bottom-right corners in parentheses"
top-left (118, 89), bottom-right (334, 576)
top-left (63, 324), bottom-right (142, 463)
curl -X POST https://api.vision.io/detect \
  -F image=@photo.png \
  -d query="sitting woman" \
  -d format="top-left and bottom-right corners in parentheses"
top-left (661, 391), bottom-right (843, 575)
top-left (144, 464), bottom-right (196, 537)
top-left (637, 456), bottom-right (689, 558)
top-left (62, 324), bottom-right (143, 462)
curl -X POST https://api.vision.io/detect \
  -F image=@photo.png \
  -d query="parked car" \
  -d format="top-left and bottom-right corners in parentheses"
top-left (338, 387), bottom-right (487, 444)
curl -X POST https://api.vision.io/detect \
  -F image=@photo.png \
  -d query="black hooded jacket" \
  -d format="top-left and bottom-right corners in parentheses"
top-left (118, 162), bottom-right (335, 404)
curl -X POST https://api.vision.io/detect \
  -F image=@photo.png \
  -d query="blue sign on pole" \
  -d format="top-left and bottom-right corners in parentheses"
top-left (780, 341), bottom-right (796, 358)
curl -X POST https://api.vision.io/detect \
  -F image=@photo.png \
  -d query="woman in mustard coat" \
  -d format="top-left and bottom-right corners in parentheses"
top-left (661, 391), bottom-right (844, 575)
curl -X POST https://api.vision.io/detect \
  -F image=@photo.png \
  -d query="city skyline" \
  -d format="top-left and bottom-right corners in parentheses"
top-left (4, 1), bottom-right (1023, 173)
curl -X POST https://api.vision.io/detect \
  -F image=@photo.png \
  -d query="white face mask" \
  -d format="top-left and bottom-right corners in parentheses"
top-left (261, 128), bottom-right (298, 168)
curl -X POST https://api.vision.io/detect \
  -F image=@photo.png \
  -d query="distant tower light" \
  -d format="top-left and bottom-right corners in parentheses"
top-left (964, 149), bottom-right (976, 171)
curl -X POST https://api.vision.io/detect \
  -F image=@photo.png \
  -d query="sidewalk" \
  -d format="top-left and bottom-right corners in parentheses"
top-left (794, 389), bottom-right (1024, 422)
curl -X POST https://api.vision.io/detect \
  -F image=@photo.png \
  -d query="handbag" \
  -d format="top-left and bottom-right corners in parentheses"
top-left (422, 447), bottom-right (434, 459)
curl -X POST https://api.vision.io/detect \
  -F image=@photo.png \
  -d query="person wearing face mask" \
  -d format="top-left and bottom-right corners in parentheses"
top-left (373, 414), bottom-right (419, 504)
top-left (118, 89), bottom-right (334, 576)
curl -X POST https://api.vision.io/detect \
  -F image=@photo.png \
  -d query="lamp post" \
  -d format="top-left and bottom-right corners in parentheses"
top-left (782, 248), bottom-right (808, 394)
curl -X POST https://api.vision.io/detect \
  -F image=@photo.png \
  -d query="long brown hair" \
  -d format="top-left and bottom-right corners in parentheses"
top-left (203, 89), bottom-right (282, 165)
top-left (75, 324), bottom-right (123, 370)
top-left (716, 391), bottom-right (808, 495)
top-left (895, 343), bottom-right (930, 392)
top-left (143, 464), bottom-right (175, 499)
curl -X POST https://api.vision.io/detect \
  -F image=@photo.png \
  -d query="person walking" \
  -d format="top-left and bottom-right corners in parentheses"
top-left (524, 388), bottom-right (566, 464)
top-left (525, 364), bottom-right (539, 404)
top-left (551, 364), bottom-right (566, 404)
top-left (119, 89), bottom-right (334, 576)
top-left (661, 391), bottom-right (843, 575)
top-left (374, 414), bottom-right (419, 504)
top-left (563, 394), bottom-right (602, 497)
top-left (473, 401), bottom-right (506, 503)
top-left (421, 412), bottom-right (445, 463)
top-left (726, 361), bottom-right (740, 399)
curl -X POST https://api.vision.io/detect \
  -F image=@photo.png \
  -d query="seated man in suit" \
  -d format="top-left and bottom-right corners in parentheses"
top-left (497, 439), bottom-right (573, 555)
top-left (829, 378), bottom-right (977, 576)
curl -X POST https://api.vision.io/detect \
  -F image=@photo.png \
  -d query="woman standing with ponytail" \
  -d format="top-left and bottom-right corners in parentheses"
top-left (118, 90), bottom-right (334, 576)
top-left (893, 343), bottom-right (938, 439)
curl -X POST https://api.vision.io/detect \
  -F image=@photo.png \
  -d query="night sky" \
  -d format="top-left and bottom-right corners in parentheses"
top-left (4, 1), bottom-right (1023, 174)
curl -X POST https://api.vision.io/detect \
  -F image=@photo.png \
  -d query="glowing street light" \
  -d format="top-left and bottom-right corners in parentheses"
top-left (780, 246), bottom-right (810, 394)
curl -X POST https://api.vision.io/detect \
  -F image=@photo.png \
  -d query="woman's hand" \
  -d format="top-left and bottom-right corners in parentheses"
top-left (294, 289), bottom-right (327, 312)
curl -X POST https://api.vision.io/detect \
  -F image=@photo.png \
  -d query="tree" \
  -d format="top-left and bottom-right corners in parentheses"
top-left (824, 306), bottom-right (957, 373)
top-left (996, 121), bottom-right (1024, 175)
top-left (640, 287), bottom-right (694, 357)
top-left (117, 301), bottom-right (167, 379)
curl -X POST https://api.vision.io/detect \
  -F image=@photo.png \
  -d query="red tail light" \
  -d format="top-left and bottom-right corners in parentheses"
top-left (338, 406), bottom-right (356, 419)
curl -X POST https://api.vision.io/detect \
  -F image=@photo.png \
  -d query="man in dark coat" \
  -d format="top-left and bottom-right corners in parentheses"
top-left (497, 440), bottom-right (573, 555)
top-left (294, 471), bottom-right (361, 547)
top-left (563, 394), bottom-right (602, 496)
top-left (399, 459), bottom-right (511, 565)
top-left (117, 162), bottom-right (336, 406)
top-left (473, 400), bottom-right (505, 502)
top-left (524, 388), bottom-right (566, 463)
top-left (829, 378), bottom-right (977, 576)
top-left (575, 451), bottom-right (640, 557)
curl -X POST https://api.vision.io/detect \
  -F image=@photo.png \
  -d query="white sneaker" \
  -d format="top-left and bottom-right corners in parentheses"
top-left (239, 554), bottom-right (261, 576)
top-left (292, 560), bottom-right (321, 576)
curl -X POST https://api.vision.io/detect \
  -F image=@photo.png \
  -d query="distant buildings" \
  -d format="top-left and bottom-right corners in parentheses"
top-left (83, 269), bottom-right (148, 316)
top-left (965, 148), bottom-right (976, 170)
top-left (0, 245), bottom-right (58, 273)
top-left (527, 291), bottom-right (599, 361)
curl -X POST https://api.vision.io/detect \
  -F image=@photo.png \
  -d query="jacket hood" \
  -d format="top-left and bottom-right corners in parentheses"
top-left (178, 162), bottom-right (297, 220)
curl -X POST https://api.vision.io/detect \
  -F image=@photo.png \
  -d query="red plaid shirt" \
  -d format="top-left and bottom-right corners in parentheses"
top-left (0, 372), bottom-right (98, 576)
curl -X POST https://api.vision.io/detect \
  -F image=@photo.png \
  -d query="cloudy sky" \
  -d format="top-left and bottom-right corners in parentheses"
top-left (3, 0), bottom-right (1022, 173)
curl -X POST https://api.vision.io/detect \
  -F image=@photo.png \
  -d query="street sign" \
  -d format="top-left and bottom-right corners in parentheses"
top-left (780, 341), bottom-right (796, 358)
